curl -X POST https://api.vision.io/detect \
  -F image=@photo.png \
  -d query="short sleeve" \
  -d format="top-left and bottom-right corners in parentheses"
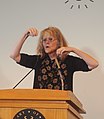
top-left (66, 55), bottom-right (91, 72)
top-left (17, 53), bottom-right (39, 69)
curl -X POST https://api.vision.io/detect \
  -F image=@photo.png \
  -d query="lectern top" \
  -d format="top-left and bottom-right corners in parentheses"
top-left (0, 89), bottom-right (86, 114)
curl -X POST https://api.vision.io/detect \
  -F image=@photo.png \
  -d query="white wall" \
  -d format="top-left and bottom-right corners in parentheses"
top-left (0, 0), bottom-right (104, 119)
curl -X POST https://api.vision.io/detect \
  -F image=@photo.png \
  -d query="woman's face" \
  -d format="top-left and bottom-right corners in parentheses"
top-left (42, 32), bottom-right (58, 55)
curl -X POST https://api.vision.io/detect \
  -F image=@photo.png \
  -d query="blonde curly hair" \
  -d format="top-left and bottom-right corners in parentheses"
top-left (36, 26), bottom-right (69, 58)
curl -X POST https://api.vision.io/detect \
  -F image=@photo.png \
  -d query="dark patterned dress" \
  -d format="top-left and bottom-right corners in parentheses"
top-left (17, 53), bottom-right (91, 91)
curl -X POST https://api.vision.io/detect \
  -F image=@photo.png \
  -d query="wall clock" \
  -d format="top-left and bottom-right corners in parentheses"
top-left (65, 0), bottom-right (94, 9)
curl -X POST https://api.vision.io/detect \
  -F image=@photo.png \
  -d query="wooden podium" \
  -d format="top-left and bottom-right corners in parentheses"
top-left (0, 89), bottom-right (86, 119)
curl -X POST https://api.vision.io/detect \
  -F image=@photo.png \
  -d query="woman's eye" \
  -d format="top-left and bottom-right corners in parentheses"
top-left (49, 38), bottom-right (53, 41)
top-left (43, 38), bottom-right (46, 41)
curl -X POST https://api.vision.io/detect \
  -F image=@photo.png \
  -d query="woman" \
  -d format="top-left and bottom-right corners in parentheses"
top-left (10, 27), bottom-right (99, 91)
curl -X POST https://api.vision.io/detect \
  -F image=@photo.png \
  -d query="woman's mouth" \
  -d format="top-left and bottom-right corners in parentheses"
top-left (46, 46), bottom-right (49, 48)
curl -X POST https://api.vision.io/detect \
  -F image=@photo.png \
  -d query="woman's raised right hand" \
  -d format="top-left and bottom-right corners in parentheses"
top-left (25, 28), bottom-right (38, 37)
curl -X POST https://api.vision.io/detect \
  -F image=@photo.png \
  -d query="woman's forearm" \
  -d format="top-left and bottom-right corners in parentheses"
top-left (10, 33), bottom-right (29, 62)
top-left (56, 46), bottom-right (99, 70)
top-left (10, 28), bottom-right (38, 62)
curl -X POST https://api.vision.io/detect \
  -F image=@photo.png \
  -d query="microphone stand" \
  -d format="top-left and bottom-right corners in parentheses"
top-left (55, 58), bottom-right (64, 90)
top-left (12, 69), bottom-right (33, 89)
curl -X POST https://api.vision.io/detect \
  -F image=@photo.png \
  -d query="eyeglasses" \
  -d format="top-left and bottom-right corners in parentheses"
top-left (42, 36), bottom-right (56, 43)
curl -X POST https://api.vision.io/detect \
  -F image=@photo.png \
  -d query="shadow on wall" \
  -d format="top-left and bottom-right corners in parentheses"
top-left (74, 47), bottom-right (104, 119)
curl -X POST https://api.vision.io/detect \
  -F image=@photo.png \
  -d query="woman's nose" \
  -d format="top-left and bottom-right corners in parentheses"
top-left (45, 39), bottom-right (50, 44)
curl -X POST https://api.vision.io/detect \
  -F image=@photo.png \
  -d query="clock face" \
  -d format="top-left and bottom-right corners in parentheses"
top-left (13, 108), bottom-right (45, 119)
top-left (65, 0), bottom-right (94, 9)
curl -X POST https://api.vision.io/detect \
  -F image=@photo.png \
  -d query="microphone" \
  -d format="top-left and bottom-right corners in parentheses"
top-left (55, 58), bottom-right (64, 90)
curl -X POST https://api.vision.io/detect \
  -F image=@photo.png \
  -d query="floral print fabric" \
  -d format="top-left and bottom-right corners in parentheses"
top-left (37, 56), bottom-right (68, 90)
